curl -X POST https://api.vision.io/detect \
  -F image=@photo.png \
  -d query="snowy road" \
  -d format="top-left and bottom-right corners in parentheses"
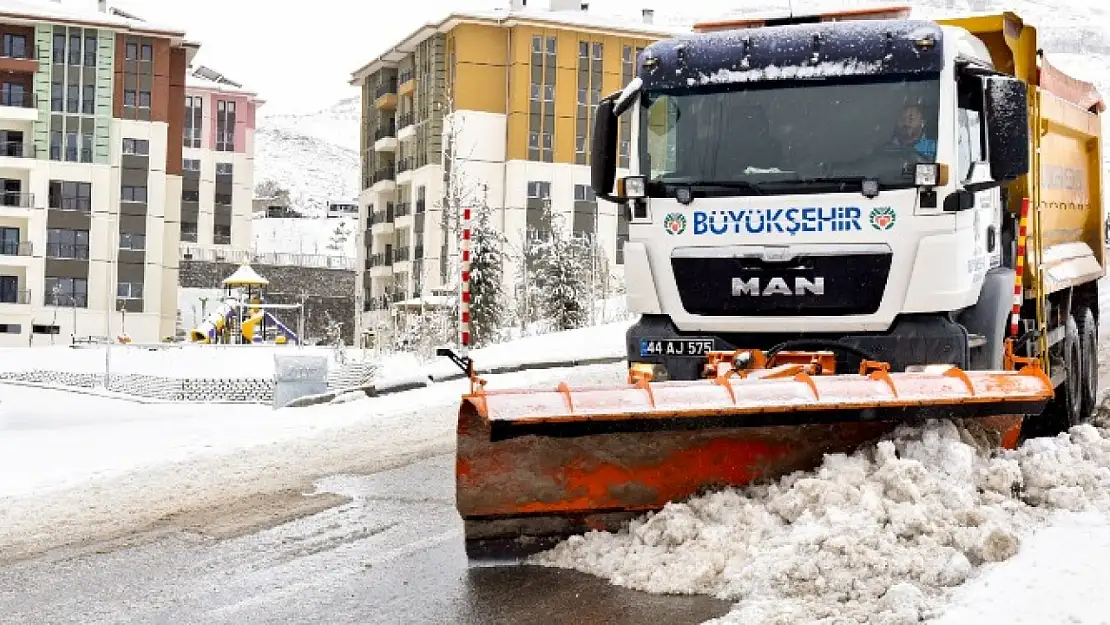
top-left (0, 362), bottom-right (728, 624)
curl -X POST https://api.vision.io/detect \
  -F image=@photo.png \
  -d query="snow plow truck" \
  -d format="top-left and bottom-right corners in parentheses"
top-left (439, 7), bottom-right (1107, 561)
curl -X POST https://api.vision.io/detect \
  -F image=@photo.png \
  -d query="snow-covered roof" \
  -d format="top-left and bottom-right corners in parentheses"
top-left (186, 65), bottom-right (260, 99)
top-left (0, 0), bottom-right (185, 38)
top-left (350, 8), bottom-right (688, 83)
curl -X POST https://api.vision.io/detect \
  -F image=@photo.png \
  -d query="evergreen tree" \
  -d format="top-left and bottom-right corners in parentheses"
top-left (467, 200), bottom-right (507, 347)
top-left (530, 203), bottom-right (592, 332)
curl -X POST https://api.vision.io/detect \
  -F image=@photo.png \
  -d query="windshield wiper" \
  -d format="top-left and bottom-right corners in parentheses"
top-left (762, 176), bottom-right (883, 196)
top-left (656, 179), bottom-right (767, 195)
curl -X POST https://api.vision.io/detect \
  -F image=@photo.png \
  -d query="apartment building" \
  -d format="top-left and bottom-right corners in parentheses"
top-left (349, 1), bottom-right (683, 335)
top-left (0, 1), bottom-right (195, 346)
top-left (180, 64), bottom-right (260, 257)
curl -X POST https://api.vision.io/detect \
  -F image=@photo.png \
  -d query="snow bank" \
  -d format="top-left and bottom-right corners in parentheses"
top-left (532, 419), bottom-right (1110, 624)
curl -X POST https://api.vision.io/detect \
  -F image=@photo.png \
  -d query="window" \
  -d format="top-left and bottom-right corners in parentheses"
top-left (121, 186), bottom-right (147, 203)
top-left (50, 82), bottom-right (62, 112)
top-left (119, 232), bottom-right (145, 251)
top-left (180, 222), bottom-right (198, 242)
top-left (66, 81), bottom-right (78, 113)
top-left (213, 224), bottom-right (231, 245)
top-left (527, 181), bottom-right (551, 199)
top-left (1, 82), bottom-right (25, 108)
top-left (140, 44), bottom-right (152, 61)
top-left (214, 192), bottom-right (232, 205)
top-left (122, 138), bottom-right (149, 155)
top-left (3, 34), bottom-right (26, 58)
top-left (182, 158), bottom-right (200, 171)
top-left (182, 189), bottom-right (199, 202)
top-left (46, 228), bottom-right (89, 260)
top-left (125, 42), bottom-right (137, 60)
top-left (216, 100), bottom-right (236, 151)
top-left (574, 184), bottom-right (596, 202)
top-left (67, 33), bottom-right (80, 65)
top-left (117, 282), bottom-right (143, 299)
top-left (83, 35), bottom-right (96, 66)
top-left (957, 79), bottom-right (986, 182)
top-left (0, 227), bottom-right (18, 255)
top-left (528, 36), bottom-right (557, 162)
top-left (123, 90), bottom-right (135, 107)
top-left (48, 180), bottom-right (91, 212)
top-left (215, 162), bottom-right (233, 175)
top-left (184, 96), bottom-right (202, 148)
top-left (138, 90), bottom-right (150, 108)
top-left (52, 33), bottom-right (64, 62)
top-left (0, 275), bottom-right (18, 304)
top-left (82, 84), bottom-right (94, 114)
top-left (0, 323), bottom-right (21, 334)
top-left (49, 131), bottom-right (61, 160)
top-left (44, 277), bottom-right (87, 308)
top-left (32, 324), bottom-right (60, 334)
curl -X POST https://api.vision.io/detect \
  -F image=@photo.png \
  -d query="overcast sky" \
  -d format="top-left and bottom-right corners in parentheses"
top-left (106, 0), bottom-right (793, 115)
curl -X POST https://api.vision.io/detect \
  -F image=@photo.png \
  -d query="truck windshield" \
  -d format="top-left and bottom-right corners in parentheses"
top-left (638, 76), bottom-right (941, 197)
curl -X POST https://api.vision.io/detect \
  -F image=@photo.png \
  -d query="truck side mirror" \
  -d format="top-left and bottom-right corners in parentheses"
top-left (984, 76), bottom-right (1030, 182)
top-left (591, 99), bottom-right (619, 201)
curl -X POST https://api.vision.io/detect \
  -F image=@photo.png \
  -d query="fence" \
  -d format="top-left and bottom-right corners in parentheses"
top-left (180, 245), bottom-right (356, 270)
top-left (0, 357), bottom-right (380, 404)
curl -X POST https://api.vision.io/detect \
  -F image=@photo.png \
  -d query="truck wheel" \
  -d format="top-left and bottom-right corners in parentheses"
top-left (1043, 313), bottom-right (1083, 434)
top-left (1077, 306), bottom-right (1098, 421)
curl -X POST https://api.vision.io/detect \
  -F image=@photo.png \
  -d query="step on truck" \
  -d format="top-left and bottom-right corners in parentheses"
top-left (442, 7), bottom-right (1101, 561)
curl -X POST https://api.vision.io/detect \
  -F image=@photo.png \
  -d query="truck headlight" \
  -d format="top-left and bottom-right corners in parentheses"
top-left (915, 163), bottom-right (939, 186)
top-left (620, 176), bottom-right (646, 199)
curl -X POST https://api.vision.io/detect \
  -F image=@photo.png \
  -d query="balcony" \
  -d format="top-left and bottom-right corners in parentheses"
top-left (374, 79), bottom-right (398, 110)
top-left (0, 140), bottom-right (35, 167)
top-left (392, 246), bottom-right (411, 267)
top-left (0, 92), bottom-right (37, 122)
top-left (414, 244), bottom-right (424, 259)
top-left (0, 289), bottom-right (30, 306)
top-left (394, 202), bottom-right (411, 219)
top-left (396, 112), bottom-right (415, 139)
top-left (0, 191), bottom-right (35, 216)
top-left (374, 120), bottom-right (397, 152)
top-left (45, 243), bottom-right (89, 260)
top-left (370, 207), bottom-right (394, 234)
top-left (369, 251), bottom-right (392, 277)
top-left (396, 157), bottom-right (414, 183)
top-left (0, 45), bottom-right (39, 74)
top-left (51, 196), bottom-right (90, 214)
top-left (398, 69), bottom-right (415, 96)
top-left (371, 165), bottom-right (396, 192)
top-left (0, 240), bottom-right (31, 257)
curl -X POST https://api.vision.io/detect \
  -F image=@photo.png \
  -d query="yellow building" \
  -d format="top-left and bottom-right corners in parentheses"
top-left (348, 3), bottom-right (684, 337)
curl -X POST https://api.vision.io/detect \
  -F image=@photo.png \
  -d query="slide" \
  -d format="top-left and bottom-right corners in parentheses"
top-left (189, 302), bottom-right (235, 343)
top-left (240, 310), bottom-right (299, 344)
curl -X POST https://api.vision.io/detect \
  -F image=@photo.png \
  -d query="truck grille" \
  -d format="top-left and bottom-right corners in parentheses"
top-left (671, 252), bottom-right (892, 316)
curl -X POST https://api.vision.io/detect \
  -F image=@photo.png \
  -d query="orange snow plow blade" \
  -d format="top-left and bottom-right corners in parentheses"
top-left (444, 348), bottom-right (1055, 561)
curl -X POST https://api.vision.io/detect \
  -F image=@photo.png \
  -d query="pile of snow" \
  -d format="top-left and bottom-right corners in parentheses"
top-left (533, 418), bottom-right (1110, 624)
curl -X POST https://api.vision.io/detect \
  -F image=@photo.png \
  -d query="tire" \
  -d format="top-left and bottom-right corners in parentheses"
top-left (1077, 306), bottom-right (1099, 422)
top-left (1042, 312), bottom-right (1084, 435)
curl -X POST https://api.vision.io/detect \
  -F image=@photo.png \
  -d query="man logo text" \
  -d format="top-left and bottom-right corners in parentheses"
top-left (732, 276), bottom-right (825, 296)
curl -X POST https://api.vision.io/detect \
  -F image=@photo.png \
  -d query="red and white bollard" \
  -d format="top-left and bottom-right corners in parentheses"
top-left (1010, 197), bottom-right (1030, 337)
top-left (460, 206), bottom-right (472, 356)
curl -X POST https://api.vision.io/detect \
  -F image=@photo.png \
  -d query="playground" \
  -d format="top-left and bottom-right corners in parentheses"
top-left (187, 263), bottom-right (303, 346)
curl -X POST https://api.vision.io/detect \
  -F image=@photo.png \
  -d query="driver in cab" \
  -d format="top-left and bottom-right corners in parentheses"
top-left (889, 103), bottom-right (937, 161)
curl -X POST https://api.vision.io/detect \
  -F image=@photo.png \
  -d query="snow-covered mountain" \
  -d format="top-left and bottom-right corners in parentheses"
top-left (254, 96), bottom-right (360, 218)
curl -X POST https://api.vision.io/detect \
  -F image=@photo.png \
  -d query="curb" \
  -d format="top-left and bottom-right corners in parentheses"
top-left (284, 354), bottom-right (627, 409)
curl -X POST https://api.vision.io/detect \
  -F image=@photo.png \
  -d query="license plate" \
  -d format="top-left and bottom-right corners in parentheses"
top-left (639, 338), bottom-right (715, 358)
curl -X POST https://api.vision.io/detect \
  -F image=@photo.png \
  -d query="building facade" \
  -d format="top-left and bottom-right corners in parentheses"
top-left (179, 65), bottom-right (260, 258)
top-left (0, 2), bottom-right (196, 346)
top-left (349, 5), bottom-right (682, 338)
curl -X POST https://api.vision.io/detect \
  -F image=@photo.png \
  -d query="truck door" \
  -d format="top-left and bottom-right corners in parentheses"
top-left (957, 78), bottom-right (1002, 282)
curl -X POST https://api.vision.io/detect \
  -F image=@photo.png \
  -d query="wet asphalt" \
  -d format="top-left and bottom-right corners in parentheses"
top-left (0, 455), bottom-right (730, 625)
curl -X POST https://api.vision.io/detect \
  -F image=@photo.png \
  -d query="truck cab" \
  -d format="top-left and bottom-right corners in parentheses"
top-left (591, 11), bottom-right (1037, 382)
